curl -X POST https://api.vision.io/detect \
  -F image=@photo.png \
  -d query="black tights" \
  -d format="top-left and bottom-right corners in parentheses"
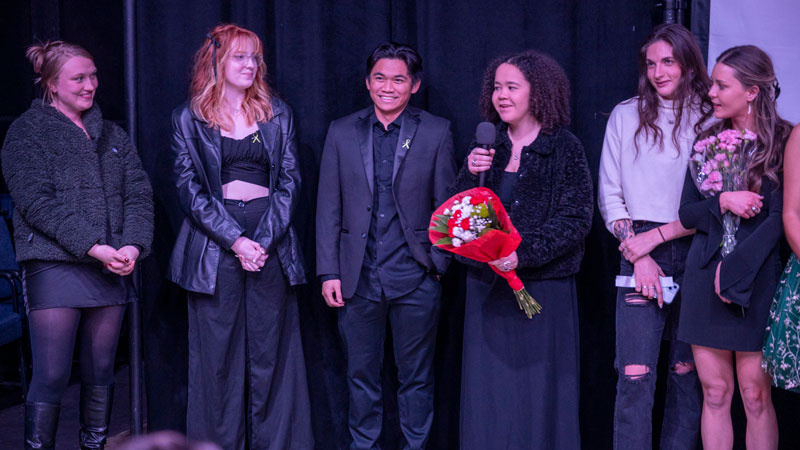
top-left (26, 305), bottom-right (126, 404)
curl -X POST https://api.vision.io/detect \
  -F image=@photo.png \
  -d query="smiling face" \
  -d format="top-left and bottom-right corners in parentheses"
top-left (366, 57), bottom-right (420, 124)
top-left (646, 40), bottom-right (682, 100)
top-left (223, 38), bottom-right (260, 93)
top-left (709, 62), bottom-right (758, 124)
top-left (50, 55), bottom-right (97, 118)
top-left (492, 63), bottom-right (532, 127)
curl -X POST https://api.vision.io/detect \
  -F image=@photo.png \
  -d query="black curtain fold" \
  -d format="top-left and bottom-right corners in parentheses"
top-left (132, 1), bottom-right (658, 448)
top-left (128, 1), bottom-right (661, 449)
top-left (4, 1), bottom-right (800, 448)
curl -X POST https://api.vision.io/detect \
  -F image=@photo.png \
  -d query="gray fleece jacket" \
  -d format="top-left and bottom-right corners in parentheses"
top-left (1, 100), bottom-right (153, 263)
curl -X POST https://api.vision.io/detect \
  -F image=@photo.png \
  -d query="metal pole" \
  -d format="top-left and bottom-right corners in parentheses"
top-left (664, 0), bottom-right (678, 24)
top-left (661, 0), bottom-right (689, 26)
top-left (123, 0), bottom-right (144, 435)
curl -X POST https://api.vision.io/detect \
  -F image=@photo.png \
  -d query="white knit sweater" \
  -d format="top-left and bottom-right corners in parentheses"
top-left (598, 97), bottom-right (706, 233)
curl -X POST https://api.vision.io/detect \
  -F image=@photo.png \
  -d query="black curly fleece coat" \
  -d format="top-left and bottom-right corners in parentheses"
top-left (1, 100), bottom-right (153, 263)
top-left (451, 125), bottom-right (593, 279)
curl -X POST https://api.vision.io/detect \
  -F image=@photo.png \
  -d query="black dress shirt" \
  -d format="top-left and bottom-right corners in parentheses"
top-left (354, 111), bottom-right (425, 300)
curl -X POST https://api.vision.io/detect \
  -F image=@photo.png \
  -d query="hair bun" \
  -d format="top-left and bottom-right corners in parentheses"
top-left (25, 43), bottom-right (48, 74)
top-left (25, 40), bottom-right (66, 74)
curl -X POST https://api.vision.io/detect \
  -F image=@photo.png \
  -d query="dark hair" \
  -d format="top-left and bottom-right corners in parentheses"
top-left (634, 23), bottom-right (713, 154)
top-left (478, 49), bottom-right (570, 132)
top-left (365, 41), bottom-right (423, 82)
top-left (702, 45), bottom-right (792, 192)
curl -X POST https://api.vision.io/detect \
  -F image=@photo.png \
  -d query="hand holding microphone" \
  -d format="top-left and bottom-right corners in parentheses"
top-left (469, 122), bottom-right (496, 186)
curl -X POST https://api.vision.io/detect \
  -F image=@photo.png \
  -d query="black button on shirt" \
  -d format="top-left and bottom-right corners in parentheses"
top-left (355, 112), bottom-right (425, 301)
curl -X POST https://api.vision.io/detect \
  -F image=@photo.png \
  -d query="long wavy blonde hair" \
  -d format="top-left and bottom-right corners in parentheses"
top-left (189, 24), bottom-right (273, 130)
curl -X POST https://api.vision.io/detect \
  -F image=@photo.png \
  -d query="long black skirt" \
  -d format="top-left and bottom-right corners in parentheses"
top-left (186, 198), bottom-right (312, 450)
top-left (460, 266), bottom-right (580, 450)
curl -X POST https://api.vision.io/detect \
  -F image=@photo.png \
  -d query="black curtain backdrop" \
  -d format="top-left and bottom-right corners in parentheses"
top-left (2, 1), bottom-right (799, 449)
top-left (133, 2), bottom-right (655, 449)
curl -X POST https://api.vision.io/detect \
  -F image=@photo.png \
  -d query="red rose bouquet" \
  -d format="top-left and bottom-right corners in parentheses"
top-left (429, 187), bottom-right (541, 318)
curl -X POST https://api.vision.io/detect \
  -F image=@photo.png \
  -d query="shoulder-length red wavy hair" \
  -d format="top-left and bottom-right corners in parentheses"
top-left (190, 24), bottom-right (273, 130)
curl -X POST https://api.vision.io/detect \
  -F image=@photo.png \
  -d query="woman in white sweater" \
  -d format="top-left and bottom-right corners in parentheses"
top-left (598, 24), bottom-right (713, 450)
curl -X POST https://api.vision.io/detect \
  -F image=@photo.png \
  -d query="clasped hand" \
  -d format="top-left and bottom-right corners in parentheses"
top-left (231, 236), bottom-right (268, 272)
top-left (632, 255), bottom-right (665, 308)
top-left (88, 244), bottom-right (140, 276)
top-left (618, 229), bottom-right (660, 263)
top-left (489, 251), bottom-right (518, 272)
top-left (720, 190), bottom-right (763, 219)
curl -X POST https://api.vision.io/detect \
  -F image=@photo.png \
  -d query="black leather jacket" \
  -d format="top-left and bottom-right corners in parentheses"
top-left (167, 98), bottom-right (306, 294)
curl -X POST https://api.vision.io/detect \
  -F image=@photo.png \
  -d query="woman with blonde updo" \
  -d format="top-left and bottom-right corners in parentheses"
top-left (1, 41), bottom-right (153, 450)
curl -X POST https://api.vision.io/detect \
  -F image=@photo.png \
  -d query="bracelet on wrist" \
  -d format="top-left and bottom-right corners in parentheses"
top-left (656, 227), bottom-right (666, 242)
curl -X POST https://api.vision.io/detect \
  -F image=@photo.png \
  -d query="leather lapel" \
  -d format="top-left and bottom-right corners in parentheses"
top-left (196, 120), bottom-right (223, 196)
top-left (257, 119), bottom-right (280, 175)
top-left (356, 112), bottom-right (374, 194)
top-left (392, 109), bottom-right (421, 184)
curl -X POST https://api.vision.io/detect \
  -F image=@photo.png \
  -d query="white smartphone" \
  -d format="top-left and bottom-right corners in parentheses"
top-left (615, 275), bottom-right (679, 304)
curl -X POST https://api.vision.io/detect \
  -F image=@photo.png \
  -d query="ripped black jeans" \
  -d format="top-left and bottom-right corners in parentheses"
top-left (613, 221), bottom-right (701, 450)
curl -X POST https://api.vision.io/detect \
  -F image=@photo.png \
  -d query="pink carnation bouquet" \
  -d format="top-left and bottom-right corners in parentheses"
top-left (689, 128), bottom-right (757, 256)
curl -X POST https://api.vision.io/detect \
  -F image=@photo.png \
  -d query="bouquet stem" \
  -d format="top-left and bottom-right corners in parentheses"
top-left (514, 288), bottom-right (542, 318)
top-left (721, 211), bottom-right (741, 258)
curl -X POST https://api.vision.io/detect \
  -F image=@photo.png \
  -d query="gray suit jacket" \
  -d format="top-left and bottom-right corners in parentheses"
top-left (316, 105), bottom-right (457, 299)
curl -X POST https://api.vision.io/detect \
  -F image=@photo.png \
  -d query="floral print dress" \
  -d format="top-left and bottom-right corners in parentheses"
top-left (763, 254), bottom-right (800, 391)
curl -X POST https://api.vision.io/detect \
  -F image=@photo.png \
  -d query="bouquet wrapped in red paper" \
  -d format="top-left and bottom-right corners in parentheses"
top-left (429, 187), bottom-right (541, 318)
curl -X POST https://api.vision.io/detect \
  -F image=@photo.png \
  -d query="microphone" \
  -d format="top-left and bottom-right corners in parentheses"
top-left (475, 122), bottom-right (496, 187)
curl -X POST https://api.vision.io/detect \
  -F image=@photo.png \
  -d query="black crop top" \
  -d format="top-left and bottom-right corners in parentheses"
top-left (220, 131), bottom-right (270, 187)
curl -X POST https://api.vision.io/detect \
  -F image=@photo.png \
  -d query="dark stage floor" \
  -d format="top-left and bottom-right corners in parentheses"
top-left (0, 365), bottom-right (133, 450)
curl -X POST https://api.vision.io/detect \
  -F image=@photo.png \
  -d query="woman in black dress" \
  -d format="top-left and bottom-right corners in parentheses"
top-left (453, 50), bottom-right (593, 449)
top-left (678, 45), bottom-right (792, 449)
top-left (166, 24), bottom-right (312, 450)
top-left (2, 41), bottom-right (154, 450)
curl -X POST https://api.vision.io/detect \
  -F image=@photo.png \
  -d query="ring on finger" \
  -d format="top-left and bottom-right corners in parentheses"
top-left (751, 206), bottom-right (758, 213)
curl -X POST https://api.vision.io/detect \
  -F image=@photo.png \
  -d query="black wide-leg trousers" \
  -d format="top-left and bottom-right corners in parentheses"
top-left (186, 198), bottom-right (313, 450)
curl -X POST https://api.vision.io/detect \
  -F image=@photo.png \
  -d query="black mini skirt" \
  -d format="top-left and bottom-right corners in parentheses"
top-left (22, 260), bottom-right (131, 313)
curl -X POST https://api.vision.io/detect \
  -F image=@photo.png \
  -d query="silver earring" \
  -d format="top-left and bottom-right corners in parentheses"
top-left (747, 102), bottom-right (751, 115)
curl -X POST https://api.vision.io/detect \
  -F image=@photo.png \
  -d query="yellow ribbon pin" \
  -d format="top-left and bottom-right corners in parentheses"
top-left (402, 138), bottom-right (411, 149)
top-left (251, 133), bottom-right (262, 144)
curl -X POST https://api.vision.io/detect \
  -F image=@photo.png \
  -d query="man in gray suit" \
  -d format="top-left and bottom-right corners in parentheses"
top-left (316, 42), bottom-right (457, 450)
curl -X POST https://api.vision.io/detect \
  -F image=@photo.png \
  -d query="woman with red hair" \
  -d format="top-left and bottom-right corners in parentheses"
top-left (167, 24), bottom-right (312, 449)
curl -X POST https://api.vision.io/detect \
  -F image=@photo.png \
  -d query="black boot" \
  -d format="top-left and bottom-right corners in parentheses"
top-left (79, 384), bottom-right (114, 450)
top-left (24, 402), bottom-right (60, 450)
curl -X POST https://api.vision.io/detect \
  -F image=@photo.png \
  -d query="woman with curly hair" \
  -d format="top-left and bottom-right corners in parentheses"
top-left (2, 41), bottom-right (153, 449)
top-left (678, 45), bottom-right (792, 449)
top-left (166, 24), bottom-right (312, 449)
top-left (597, 24), bottom-right (713, 449)
top-left (453, 50), bottom-right (593, 449)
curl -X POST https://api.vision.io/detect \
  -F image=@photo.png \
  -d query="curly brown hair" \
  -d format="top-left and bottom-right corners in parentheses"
top-left (478, 49), bottom-right (570, 132)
